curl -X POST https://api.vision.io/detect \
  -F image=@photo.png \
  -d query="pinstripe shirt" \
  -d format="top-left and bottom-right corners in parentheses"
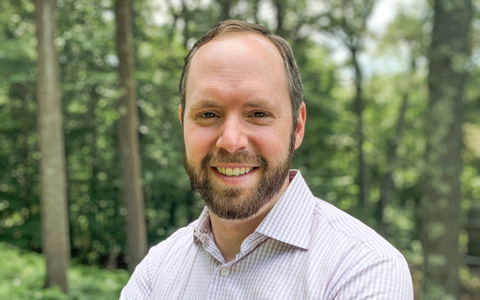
top-left (120, 171), bottom-right (413, 299)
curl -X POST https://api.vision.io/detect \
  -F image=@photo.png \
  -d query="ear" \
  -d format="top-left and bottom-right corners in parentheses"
top-left (179, 105), bottom-right (183, 125)
top-left (294, 103), bottom-right (306, 150)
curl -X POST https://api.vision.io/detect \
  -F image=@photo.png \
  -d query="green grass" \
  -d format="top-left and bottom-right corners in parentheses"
top-left (0, 243), bottom-right (129, 300)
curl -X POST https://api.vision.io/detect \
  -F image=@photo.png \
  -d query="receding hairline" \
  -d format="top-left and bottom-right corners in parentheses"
top-left (185, 31), bottom-right (289, 95)
top-left (200, 31), bottom-right (283, 55)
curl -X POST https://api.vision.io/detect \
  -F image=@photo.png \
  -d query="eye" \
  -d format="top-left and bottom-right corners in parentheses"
top-left (251, 111), bottom-right (267, 117)
top-left (200, 112), bottom-right (217, 118)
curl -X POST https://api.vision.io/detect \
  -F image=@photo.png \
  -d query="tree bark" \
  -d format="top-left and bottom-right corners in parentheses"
top-left (422, 0), bottom-right (472, 298)
top-left (34, 0), bottom-right (70, 293)
top-left (114, 0), bottom-right (148, 274)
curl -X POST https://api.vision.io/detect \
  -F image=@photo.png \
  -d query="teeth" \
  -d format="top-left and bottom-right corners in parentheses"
top-left (216, 167), bottom-right (254, 176)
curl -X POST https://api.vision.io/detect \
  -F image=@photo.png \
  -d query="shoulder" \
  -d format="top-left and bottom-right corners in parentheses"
top-left (308, 198), bottom-right (413, 299)
top-left (311, 197), bottom-right (403, 259)
top-left (119, 223), bottom-right (197, 300)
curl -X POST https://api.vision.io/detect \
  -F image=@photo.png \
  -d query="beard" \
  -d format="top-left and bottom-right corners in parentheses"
top-left (184, 129), bottom-right (295, 220)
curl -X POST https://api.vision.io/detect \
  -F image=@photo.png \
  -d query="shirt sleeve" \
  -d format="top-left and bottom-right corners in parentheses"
top-left (119, 253), bottom-right (153, 300)
top-left (333, 255), bottom-right (414, 300)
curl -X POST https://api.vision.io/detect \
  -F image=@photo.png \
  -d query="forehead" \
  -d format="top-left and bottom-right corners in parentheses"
top-left (185, 32), bottom-right (289, 109)
top-left (191, 32), bottom-right (284, 70)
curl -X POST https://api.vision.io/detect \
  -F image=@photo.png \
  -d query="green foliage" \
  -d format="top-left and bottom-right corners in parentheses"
top-left (0, 2), bottom-right (480, 298)
top-left (0, 243), bottom-right (128, 300)
top-left (0, 0), bottom-right (41, 252)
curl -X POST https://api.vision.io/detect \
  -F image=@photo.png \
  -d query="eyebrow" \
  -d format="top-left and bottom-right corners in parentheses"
top-left (242, 100), bottom-right (270, 109)
top-left (189, 101), bottom-right (222, 111)
top-left (189, 99), bottom-right (272, 111)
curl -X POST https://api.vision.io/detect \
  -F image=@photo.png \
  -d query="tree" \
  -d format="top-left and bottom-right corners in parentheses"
top-left (34, 0), bottom-right (70, 293)
top-left (320, 0), bottom-right (376, 210)
top-left (421, 0), bottom-right (472, 298)
top-left (272, 0), bottom-right (287, 37)
top-left (114, 0), bottom-right (148, 273)
top-left (217, 0), bottom-right (235, 21)
top-left (376, 8), bottom-right (429, 234)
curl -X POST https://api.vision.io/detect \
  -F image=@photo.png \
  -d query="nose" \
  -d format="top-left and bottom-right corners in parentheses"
top-left (216, 116), bottom-right (249, 153)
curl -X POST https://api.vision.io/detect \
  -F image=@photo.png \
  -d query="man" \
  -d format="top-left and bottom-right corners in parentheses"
top-left (120, 20), bottom-right (413, 299)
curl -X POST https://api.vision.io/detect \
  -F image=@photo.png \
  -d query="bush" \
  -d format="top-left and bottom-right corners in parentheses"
top-left (0, 243), bottom-right (129, 300)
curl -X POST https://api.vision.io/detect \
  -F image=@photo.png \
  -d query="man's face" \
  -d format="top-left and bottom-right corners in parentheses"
top-left (181, 33), bottom-right (305, 220)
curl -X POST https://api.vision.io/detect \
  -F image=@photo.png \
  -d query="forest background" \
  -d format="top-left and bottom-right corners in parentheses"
top-left (1, 0), bottom-right (480, 299)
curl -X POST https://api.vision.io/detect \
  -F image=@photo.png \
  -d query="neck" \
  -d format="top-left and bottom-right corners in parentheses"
top-left (209, 177), bottom-right (290, 262)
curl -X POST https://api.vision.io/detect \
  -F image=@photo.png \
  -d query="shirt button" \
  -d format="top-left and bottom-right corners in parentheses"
top-left (220, 268), bottom-right (230, 276)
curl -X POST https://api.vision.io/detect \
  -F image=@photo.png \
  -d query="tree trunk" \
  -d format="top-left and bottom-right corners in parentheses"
top-left (351, 46), bottom-right (368, 210)
top-left (181, 0), bottom-right (189, 49)
top-left (422, 0), bottom-right (472, 298)
top-left (252, 0), bottom-right (260, 24)
top-left (114, 0), bottom-right (148, 274)
top-left (218, 0), bottom-right (232, 21)
top-left (378, 90), bottom-right (408, 234)
top-left (378, 57), bottom-right (416, 234)
top-left (273, 0), bottom-right (287, 37)
top-left (34, 0), bottom-right (70, 293)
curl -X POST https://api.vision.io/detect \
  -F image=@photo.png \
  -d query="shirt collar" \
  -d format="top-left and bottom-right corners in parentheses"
top-left (193, 207), bottom-right (211, 244)
top-left (193, 170), bottom-right (316, 250)
top-left (255, 170), bottom-right (315, 250)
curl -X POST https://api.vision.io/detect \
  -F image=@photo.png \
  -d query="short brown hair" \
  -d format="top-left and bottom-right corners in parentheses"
top-left (179, 20), bottom-right (304, 121)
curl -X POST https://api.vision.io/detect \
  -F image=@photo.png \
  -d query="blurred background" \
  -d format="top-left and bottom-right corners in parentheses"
top-left (1, 0), bottom-right (480, 299)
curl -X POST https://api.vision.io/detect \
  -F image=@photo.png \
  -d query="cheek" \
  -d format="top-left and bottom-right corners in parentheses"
top-left (250, 129), bottom-right (290, 158)
top-left (184, 126), bottom-right (217, 158)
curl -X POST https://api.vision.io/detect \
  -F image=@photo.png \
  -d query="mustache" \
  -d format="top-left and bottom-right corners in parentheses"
top-left (202, 149), bottom-right (267, 167)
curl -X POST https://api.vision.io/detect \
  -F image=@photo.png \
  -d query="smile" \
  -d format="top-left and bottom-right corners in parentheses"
top-left (215, 167), bottom-right (256, 176)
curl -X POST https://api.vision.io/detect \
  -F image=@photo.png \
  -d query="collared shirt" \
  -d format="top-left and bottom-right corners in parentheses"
top-left (120, 171), bottom-right (413, 299)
